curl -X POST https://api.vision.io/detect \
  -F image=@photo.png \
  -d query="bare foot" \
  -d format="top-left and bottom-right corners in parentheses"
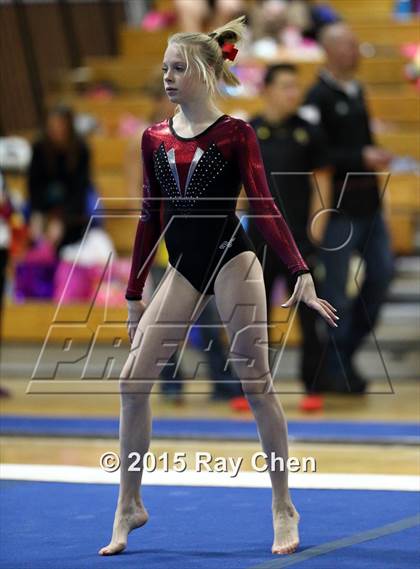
top-left (98, 501), bottom-right (149, 555)
top-left (272, 503), bottom-right (300, 555)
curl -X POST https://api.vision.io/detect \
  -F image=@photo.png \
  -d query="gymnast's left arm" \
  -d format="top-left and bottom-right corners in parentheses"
top-left (235, 119), bottom-right (339, 328)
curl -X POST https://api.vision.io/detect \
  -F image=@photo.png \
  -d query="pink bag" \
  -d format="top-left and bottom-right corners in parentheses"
top-left (53, 260), bottom-right (120, 304)
top-left (53, 261), bottom-right (96, 303)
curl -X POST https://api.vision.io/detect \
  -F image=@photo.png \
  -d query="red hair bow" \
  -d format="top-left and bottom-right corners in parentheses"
top-left (221, 43), bottom-right (238, 62)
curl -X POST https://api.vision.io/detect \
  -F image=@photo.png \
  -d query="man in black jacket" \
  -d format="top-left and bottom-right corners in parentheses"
top-left (302, 22), bottom-right (395, 393)
top-left (247, 63), bottom-right (334, 408)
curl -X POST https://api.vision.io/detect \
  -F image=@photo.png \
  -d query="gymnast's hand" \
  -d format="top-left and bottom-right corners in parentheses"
top-left (281, 273), bottom-right (339, 328)
top-left (126, 300), bottom-right (147, 344)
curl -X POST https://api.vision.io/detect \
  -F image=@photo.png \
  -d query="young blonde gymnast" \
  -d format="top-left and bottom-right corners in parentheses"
top-left (99, 15), bottom-right (339, 557)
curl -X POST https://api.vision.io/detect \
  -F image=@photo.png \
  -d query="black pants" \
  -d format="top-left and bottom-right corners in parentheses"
top-left (247, 222), bottom-right (329, 394)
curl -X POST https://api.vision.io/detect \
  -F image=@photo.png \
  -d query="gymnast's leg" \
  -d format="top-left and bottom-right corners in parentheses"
top-left (213, 250), bottom-right (300, 555)
top-left (99, 264), bottom-right (212, 555)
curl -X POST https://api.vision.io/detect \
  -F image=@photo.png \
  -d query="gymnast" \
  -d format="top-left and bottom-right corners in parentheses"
top-left (99, 14), bottom-right (339, 557)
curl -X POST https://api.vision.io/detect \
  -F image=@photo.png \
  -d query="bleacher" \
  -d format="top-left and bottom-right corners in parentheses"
top-left (5, 0), bottom-right (420, 345)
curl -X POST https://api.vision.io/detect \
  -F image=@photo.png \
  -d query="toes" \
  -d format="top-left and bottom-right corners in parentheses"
top-left (272, 548), bottom-right (295, 555)
top-left (98, 548), bottom-right (109, 556)
top-left (272, 542), bottom-right (299, 555)
top-left (98, 543), bottom-right (125, 556)
top-left (99, 547), bottom-right (113, 556)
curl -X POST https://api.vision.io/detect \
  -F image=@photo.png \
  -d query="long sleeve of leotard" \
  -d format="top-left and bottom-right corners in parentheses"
top-left (125, 129), bottom-right (162, 300)
top-left (235, 120), bottom-right (310, 276)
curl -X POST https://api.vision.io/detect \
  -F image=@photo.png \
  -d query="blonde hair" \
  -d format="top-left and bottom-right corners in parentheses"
top-left (167, 15), bottom-right (247, 114)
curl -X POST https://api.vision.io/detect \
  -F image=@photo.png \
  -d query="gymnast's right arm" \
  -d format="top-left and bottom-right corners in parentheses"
top-left (125, 128), bottom-right (163, 302)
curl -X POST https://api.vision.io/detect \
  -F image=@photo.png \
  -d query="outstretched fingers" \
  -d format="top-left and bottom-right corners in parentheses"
top-left (308, 299), bottom-right (338, 327)
top-left (318, 298), bottom-right (339, 322)
top-left (319, 298), bottom-right (337, 313)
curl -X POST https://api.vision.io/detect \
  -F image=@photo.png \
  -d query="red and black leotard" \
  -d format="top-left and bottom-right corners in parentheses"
top-left (125, 114), bottom-right (310, 300)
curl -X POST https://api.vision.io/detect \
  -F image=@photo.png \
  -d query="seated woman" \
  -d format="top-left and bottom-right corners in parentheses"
top-left (27, 104), bottom-right (92, 258)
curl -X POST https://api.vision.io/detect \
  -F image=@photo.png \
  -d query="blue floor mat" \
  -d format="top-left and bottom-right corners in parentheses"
top-left (0, 481), bottom-right (418, 569)
top-left (1, 415), bottom-right (419, 444)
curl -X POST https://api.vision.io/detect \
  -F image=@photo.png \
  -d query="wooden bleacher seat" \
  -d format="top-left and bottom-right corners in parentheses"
top-left (83, 55), bottom-right (410, 91)
top-left (387, 173), bottom-right (420, 213)
top-left (2, 301), bottom-right (128, 342)
top-left (71, 96), bottom-right (155, 133)
top-left (90, 136), bottom-right (130, 171)
top-left (120, 27), bottom-right (178, 62)
top-left (329, 0), bottom-right (395, 21)
top-left (376, 132), bottom-right (420, 159)
top-left (352, 21), bottom-right (420, 45)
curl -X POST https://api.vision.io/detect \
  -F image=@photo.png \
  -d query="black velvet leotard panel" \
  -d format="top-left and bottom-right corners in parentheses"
top-left (125, 114), bottom-right (310, 300)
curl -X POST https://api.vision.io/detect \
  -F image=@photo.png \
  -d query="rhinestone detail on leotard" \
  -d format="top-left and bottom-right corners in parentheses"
top-left (154, 142), bottom-right (228, 207)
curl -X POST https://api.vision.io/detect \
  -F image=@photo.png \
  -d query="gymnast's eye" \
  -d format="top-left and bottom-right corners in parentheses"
top-left (162, 65), bottom-right (185, 73)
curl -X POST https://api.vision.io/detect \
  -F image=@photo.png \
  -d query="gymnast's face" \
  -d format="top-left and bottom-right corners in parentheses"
top-left (162, 43), bottom-right (207, 104)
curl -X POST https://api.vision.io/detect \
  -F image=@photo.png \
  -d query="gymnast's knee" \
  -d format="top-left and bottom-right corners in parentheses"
top-left (118, 377), bottom-right (154, 399)
top-left (119, 355), bottom-right (154, 397)
top-left (240, 373), bottom-right (273, 401)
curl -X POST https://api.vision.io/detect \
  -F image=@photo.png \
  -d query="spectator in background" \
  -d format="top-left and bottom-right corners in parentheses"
top-left (302, 23), bottom-right (395, 393)
top-left (27, 105), bottom-right (92, 258)
top-left (300, 1), bottom-right (341, 40)
top-left (249, 1), bottom-right (289, 43)
top-left (249, 0), bottom-right (340, 47)
top-left (247, 63), bottom-right (334, 411)
top-left (174, 0), bottom-right (246, 32)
